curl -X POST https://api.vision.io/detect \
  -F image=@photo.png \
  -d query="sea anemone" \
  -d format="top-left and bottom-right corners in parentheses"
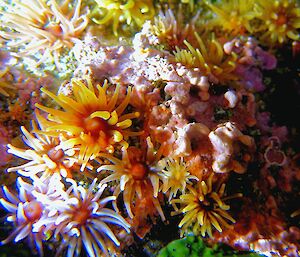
top-left (0, 175), bottom-right (65, 256)
top-left (92, 0), bottom-right (155, 36)
top-left (35, 77), bottom-right (140, 171)
top-left (205, 0), bottom-right (257, 36)
top-left (158, 157), bottom-right (198, 201)
top-left (151, 8), bottom-right (199, 51)
top-left (255, 0), bottom-right (300, 45)
top-left (33, 178), bottom-right (130, 257)
top-left (171, 174), bottom-right (240, 237)
top-left (174, 32), bottom-right (238, 84)
top-left (98, 137), bottom-right (165, 220)
top-left (0, 0), bottom-right (88, 62)
top-left (7, 111), bottom-right (79, 180)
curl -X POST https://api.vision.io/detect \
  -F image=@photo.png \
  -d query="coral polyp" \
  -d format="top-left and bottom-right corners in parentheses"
top-left (92, 0), bottom-right (155, 35)
top-left (0, 177), bottom-right (51, 256)
top-left (0, 0), bottom-right (88, 60)
top-left (205, 0), bottom-right (257, 36)
top-left (150, 8), bottom-right (198, 50)
top-left (33, 179), bottom-right (130, 257)
top-left (255, 0), bottom-right (300, 45)
top-left (98, 138), bottom-right (165, 220)
top-left (174, 32), bottom-right (238, 84)
top-left (7, 112), bottom-right (79, 180)
top-left (158, 157), bottom-right (198, 201)
top-left (36, 77), bottom-right (140, 170)
top-left (171, 174), bottom-right (240, 237)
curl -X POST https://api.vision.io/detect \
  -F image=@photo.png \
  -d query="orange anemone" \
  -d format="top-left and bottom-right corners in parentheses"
top-left (36, 77), bottom-right (140, 170)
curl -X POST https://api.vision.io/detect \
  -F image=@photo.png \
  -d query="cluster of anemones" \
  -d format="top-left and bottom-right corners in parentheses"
top-left (97, 138), bottom-right (195, 219)
top-left (146, 9), bottom-right (239, 85)
top-left (2, 76), bottom-right (141, 256)
top-left (7, 76), bottom-right (140, 177)
top-left (1, 72), bottom-right (240, 251)
top-left (0, 174), bottom-right (130, 257)
top-left (0, 0), bottom-right (88, 63)
top-left (96, 135), bottom-right (240, 238)
top-left (0, 3), bottom-right (260, 253)
top-left (204, 0), bottom-right (300, 46)
top-left (0, 1), bottom-right (299, 257)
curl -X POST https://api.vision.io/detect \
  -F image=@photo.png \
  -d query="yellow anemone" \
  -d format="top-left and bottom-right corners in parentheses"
top-left (158, 157), bottom-right (198, 201)
top-left (172, 173), bottom-right (241, 237)
top-left (174, 32), bottom-right (238, 84)
top-left (205, 0), bottom-right (257, 36)
top-left (255, 0), bottom-right (300, 45)
top-left (92, 0), bottom-right (155, 35)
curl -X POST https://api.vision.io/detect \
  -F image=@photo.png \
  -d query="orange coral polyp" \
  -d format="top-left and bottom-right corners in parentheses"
top-left (48, 148), bottom-right (65, 162)
top-left (84, 116), bottom-right (108, 133)
top-left (44, 23), bottom-right (64, 38)
top-left (276, 13), bottom-right (288, 26)
top-left (131, 163), bottom-right (148, 180)
top-left (73, 205), bottom-right (91, 225)
top-left (23, 201), bottom-right (43, 222)
top-left (98, 139), bottom-right (165, 220)
top-left (36, 78), bottom-right (140, 170)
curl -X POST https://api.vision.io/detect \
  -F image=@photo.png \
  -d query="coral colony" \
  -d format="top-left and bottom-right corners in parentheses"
top-left (0, 0), bottom-right (299, 257)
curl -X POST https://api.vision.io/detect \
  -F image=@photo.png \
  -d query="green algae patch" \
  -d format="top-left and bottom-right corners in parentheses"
top-left (157, 236), bottom-right (264, 257)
